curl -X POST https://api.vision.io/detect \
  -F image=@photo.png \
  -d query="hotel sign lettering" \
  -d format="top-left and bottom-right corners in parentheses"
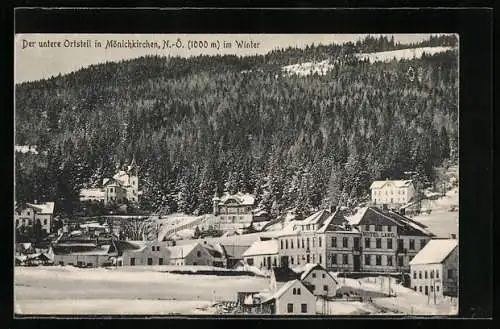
top-left (361, 231), bottom-right (396, 238)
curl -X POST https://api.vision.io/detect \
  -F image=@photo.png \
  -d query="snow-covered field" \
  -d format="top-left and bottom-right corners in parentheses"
top-left (414, 187), bottom-right (459, 238)
top-left (355, 46), bottom-right (455, 63)
top-left (14, 266), bottom-right (269, 315)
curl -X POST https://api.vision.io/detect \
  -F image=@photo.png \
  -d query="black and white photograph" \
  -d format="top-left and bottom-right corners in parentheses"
top-left (14, 32), bottom-right (460, 316)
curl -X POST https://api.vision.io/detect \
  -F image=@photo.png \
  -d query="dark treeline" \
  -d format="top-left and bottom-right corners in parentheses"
top-left (15, 35), bottom-right (458, 217)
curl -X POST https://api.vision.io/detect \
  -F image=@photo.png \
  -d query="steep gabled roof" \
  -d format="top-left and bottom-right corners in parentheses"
top-left (409, 239), bottom-right (458, 265)
top-left (25, 202), bottom-right (55, 214)
top-left (317, 209), bottom-right (349, 232)
top-left (358, 207), bottom-right (433, 237)
top-left (271, 266), bottom-right (300, 283)
top-left (370, 180), bottom-right (413, 189)
top-left (167, 243), bottom-right (200, 259)
top-left (270, 279), bottom-right (314, 301)
top-left (294, 263), bottom-right (339, 284)
top-left (242, 240), bottom-right (278, 257)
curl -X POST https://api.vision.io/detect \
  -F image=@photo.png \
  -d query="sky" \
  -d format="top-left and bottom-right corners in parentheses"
top-left (15, 34), bottom-right (440, 83)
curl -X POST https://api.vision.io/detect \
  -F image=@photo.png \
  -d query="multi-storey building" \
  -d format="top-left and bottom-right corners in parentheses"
top-left (79, 161), bottom-right (140, 205)
top-left (370, 179), bottom-right (415, 209)
top-left (409, 238), bottom-right (458, 298)
top-left (212, 192), bottom-right (255, 228)
top-left (14, 201), bottom-right (55, 233)
top-left (356, 207), bottom-right (434, 272)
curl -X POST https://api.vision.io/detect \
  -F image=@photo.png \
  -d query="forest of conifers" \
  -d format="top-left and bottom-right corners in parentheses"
top-left (15, 35), bottom-right (458, 217)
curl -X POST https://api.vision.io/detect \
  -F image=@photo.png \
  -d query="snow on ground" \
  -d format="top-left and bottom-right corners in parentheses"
top-left (16, 299), bottom-right (214, 315)
top-left (333, 274), bottom-right (457, 315)
top-left (316, 300), bottom-right (381, 315)
top-left (15, 266), bottom-right (269, 314)
top-left (282, 60), bottom-right (335, 76)
top-left (355, 46), bottom-right (455, 63)
top-left (176, 231), bottom-right (266, 247)
top-left (414, 187), bottom-right (459, 238)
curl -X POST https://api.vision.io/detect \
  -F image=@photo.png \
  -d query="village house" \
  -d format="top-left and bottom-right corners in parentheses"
top-left (270, 261), bottom-right (338, 298)
top-left (354, 207), bottom-right (434, 273)
top-left (242, 239), bottom-right (279, 270)
top-left (51, 242), bottom-right (117, 267)
top-left (409, 238), bottom-right (458, 298)
top-left (121, 242), bottom-right (217, 266)
top-left (14, 201), bottom-right (55, 233)
top-left (370, 179), bottom-right (415, 209)
top-left (79, 160), bottom-right (140, 205)
top-left (212, 192), bottom-right (255, 228)
top-left (261, 279), bottom-right (316, 315)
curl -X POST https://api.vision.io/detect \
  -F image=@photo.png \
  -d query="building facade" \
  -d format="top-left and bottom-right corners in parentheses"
top-left (14, 201), bottom-right (55, 233)
top-left (263, 279), bottom-right (316, 315)
top-left (370, 180), bottom-right (415, 208)
top-left (212, 192), bottom-right (255, 227)
top-left (409, 239), bottom-right (458, 298)
top-left (79, 161), bottom-right (140, 205)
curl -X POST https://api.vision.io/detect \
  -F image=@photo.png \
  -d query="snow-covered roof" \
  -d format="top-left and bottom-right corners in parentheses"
top-left (166, 243), bottom-right (200, 259)
top-left (302, 209), bottom-right (328, 225)
top-left (293, 263), bottom-right (339, 284)
top-left (266, 280), bottom-right (312, 302)
top-left (370, 180), bottom-right (413, 189)
top-left (26, 202), bottom-right (55, 214)
top-left (215, 192), bottom-right (255, 206)
top-left (409, 239), bottom-right (458, 265)
top-left (346, 207), bottom-right (368, 225)
top-left (242, 240), bottom-right (278, 257)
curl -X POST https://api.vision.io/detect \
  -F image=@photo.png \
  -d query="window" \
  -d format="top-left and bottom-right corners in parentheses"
top-left (312, 254), bottom-right (315, 263)
top-left (413, 271), bottom-right (417, 279)
top-left (365, 225), bottom-right (370, 231)
top-left (312, 238), bottom-right (316, 247)
top-left (420, 239), bottom-right (427, 249)
top-left (365, 255), bottom-right (371, 265)
top-left (331, 237), bottom-right (337, 247)
top-left (430, 270), bottom-right (434, 279)
top-left (436, 270), bottom-right (439, 278)
top-left (398, 256), bottom-right (404, 266)
top-left (297, 288), bottom-right (301, 295)
top-left (197, 251), bottom-right (201, 257)
top-left (319, 237), bottom-right (322, 247)
top-left (436, 285), bottom-right (440, 292)
top-left (419, 286), bottom-right (422, 292)
top-left (409, 239), bottom-right (415, 250)
top-left (292, 288), bottom-right (297, 295)
top-left (365, 238), bottom-right (370, 248)
top-left (387, 256), bottom-right (393, 266)
top-left (343, 237), bottom-right (348, 248)
top-left (302, 239), bottom-right (305, 248)
top-left (319, 254), bottom-right (322, 264)
top-left (387, 239), bottom-right (393, 249)
top-left (312, 273), bottom-right (316, 278)
top-left (414, 286), bottom-right (417, 291)
top-left (424, 271), bottom-right (428, 279)
top-left (159, 258), bottom-right (164, 265)
top-left (27, 211), bottom-right (30, 215)
top-left (148, 258), bottom-right (153, 265)
top-left (280, 240), bottom-right (284, 249)
top-left (343, 254), bottom-right (348, 265)
top-left (297, 255), bottom-right (300, 265)
top-left (44, 219), bottom-right (47, 225)
top-left (287, 303), bottom-right (294, 313)
top-left (290, 257), bottom-right (294, 265)
top-left (285, 240), bottom-right (288, 249)
top-left (152, 246), bottom-right (155, 252)
top-left (375, 225), bottom-right (382, 231)
top-left (376, 255), bottom-right (382, 265)
top-left (448, 269), bottom-right (453, 279)
top-left (322, 273), bottom-right (325, 278)
top-left (301, 304), bottom-right (308, 313)
top-left (419, 271), bottom-right (422, 279)
top-left (291, 240), bottom-right (294, 249)
top-left (130, 258), bottom-right (135, 266)
top-left (331, 254), bottom-right (337, 264)
top-left (247, 258), bottom-right (254, 266)
top-left (311, 285), bottom-right (316, 291)
top-left (376, 238), bottom-right (382, 249)
top-left (323, 285), bottom-right (328, 291)
top-left (430, 286), bottom-right (434, 292)
top-left (306, 238), bottom-right (310, 249)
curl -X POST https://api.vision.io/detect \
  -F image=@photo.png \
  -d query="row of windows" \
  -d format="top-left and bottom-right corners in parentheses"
top-left (330, 237), bottom-right (353, 248)
top-left (363, 225), bottom-right (393, 232)
top-left (413, 269), bottom-right (454, 280)
top-left (220, 215), bottom-right (246, 223)
top-left (363, 254), bottom-right (406, 266)
top-left (287, 303), bottom-right (308, 313)
top-left (130, 257), bottom-right (165, 266)
top-left (374, 189), bottom-right (407, 196)
top-left (280, 236), bottom-right (323, 250)
top-left (414, 284), bottom-right (440, 294)
top-left (16, 219), bottom-right (48, 225)
top-left (283, 254), bottom-right (323, 266)
top-left (364, 238), bottom-right (427, 250)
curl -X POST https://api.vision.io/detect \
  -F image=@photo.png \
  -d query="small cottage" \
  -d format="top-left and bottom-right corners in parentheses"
top-left (261, 279), bottom-right (316, 315)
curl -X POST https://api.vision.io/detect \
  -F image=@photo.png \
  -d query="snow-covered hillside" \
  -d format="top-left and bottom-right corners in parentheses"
top-left (355, 46), bottom-right (455, 63)
top-left (282, 60), bottom-right (335, 77)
